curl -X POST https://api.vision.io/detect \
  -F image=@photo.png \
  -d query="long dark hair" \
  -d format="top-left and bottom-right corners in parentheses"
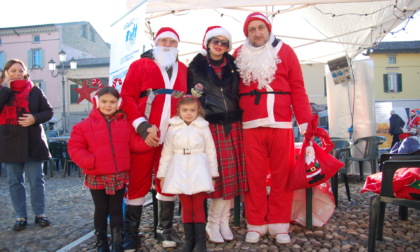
top-left (97, 86), bottom-right (120, 99)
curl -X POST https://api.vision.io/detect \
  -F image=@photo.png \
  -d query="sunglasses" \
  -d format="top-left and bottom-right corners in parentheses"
top-left (210, 38), bottom-right (229, 48)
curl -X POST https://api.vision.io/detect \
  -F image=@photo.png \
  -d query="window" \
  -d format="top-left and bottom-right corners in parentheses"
top-left (70, 84), bottom-right (79, 104)
top-left (33, 80), bottom-right (46, 94)
top-left (89, 28), bottom-right (95, 42)
top-left (81, 24), bottom-right (88, 38)
top-left (33, 35), bottom-right (40, 43)
top-left (387, 55), bottom-right (396, 64)
top-left (383, 73), bottom-right (402, 93)
top-left (27, 49), bottom-right (44, 69)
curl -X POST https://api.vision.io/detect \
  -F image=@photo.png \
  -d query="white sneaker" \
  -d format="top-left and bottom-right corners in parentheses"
top-left (162, 240), bottom-right (177, 248)
top-left (245, 231), bottom-right (261, 243)
top-left (275, 233), bottom-right (291, 244)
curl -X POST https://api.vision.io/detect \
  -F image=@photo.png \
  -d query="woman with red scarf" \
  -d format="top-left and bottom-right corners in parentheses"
top-left (0, 59), bottom-right (53, 232)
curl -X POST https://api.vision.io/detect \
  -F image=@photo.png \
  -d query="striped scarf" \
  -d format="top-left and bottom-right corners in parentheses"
top-left (0, 79), bottom-right (33, 125)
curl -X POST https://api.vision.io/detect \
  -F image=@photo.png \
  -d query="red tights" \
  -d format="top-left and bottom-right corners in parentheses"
top-left (178, 192), bottom-right (206, 223)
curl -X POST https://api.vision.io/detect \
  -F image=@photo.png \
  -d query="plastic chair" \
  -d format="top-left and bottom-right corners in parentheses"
top-left (367, 158), bottom-right (420, 252)
top-left (330, 138), bottom-right (352, 204)
top-left (48, 141), bottom-right (66, 173)
top-left (343, 136), bottom-right (380, 181)
top-left (379, 149), bottom-right (420, 172)
top-left (63, 143), bottom-right (80, 177)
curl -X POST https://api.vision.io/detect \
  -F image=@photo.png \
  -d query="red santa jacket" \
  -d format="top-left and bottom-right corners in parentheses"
top-left (68, 108), bottom-right (152, 175)
top-left (407, 114), bottom-right (420, 130)
top-left (233, 40), bottom-right (312, 129)
top-left (121, 56), bottom-right (187, 142)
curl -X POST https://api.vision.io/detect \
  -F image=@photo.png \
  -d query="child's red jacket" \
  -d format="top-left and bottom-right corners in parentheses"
top-left (68, 108), bottom-right (152, 175)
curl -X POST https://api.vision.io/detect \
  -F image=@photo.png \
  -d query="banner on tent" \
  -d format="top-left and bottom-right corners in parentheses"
top-left (109, 0), bottom-right (151, 83)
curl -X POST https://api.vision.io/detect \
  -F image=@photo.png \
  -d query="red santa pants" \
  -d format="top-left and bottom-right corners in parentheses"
top-left (243, 127), bottom-right (295, 225)
top-left (126, 145), bottom-right (175, 200)
top-left (178, 192), bottom-right (206, 223)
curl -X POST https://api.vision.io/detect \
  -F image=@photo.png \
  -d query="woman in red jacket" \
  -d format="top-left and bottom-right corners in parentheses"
top-left (68, 86), bottom-right (153, 252)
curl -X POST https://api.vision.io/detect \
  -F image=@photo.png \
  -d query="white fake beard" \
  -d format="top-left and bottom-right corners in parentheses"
top-left (153, 46), bottom-right (179, 70)
top-left (235, 34), bottom-right (280, 89)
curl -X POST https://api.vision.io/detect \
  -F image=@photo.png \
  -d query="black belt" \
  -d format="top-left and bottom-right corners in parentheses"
top-left (139, 89), bottom-right (179, 98)
top-left (238, 90), bottom-right (290, 105)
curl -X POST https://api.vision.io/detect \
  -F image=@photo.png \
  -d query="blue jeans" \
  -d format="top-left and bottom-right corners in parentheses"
top-left (6, 160), bottom-right (46, 218)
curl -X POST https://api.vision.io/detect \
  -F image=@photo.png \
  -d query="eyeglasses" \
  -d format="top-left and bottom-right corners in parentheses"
top-left (210, 38), bottom-right (229, 48)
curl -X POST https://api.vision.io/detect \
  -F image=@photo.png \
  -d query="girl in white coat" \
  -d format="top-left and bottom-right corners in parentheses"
top-left (157, 96), bottom-right (218, 252)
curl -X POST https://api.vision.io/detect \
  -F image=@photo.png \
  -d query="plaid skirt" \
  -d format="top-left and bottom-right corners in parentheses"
top-left (85, 171), bottom-right (129, 195)
top-left (207, 121), bottom-right (248, 199)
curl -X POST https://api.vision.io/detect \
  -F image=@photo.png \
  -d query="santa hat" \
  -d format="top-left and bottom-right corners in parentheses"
top-left (201, 26), bottom-right (232, 55)
top-left (243, 12), bottom-right (272, 37)
top-left (154, 27), bottom-right (180, 45)
top-left (411, 109), bottom-right (417, 114)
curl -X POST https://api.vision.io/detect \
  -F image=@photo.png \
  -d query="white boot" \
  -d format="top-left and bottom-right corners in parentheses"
top-left (268, 223), bottom-right (291, 244)
top-left (219, 199), bottom-right (234, 241)
top-left (205, 198), bottom-right (224, 243)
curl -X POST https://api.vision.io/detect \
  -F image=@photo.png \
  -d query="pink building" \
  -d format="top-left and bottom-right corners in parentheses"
top-left (0, 22), bottom-right (110, 134)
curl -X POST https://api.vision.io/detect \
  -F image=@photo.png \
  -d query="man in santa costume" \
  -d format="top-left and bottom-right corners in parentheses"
top-left (121, 27), bottom-right (187, 251)
top-left (407, 109), bottom-right (420, 132)
top-left (233, 12), bottom-right (313, 244)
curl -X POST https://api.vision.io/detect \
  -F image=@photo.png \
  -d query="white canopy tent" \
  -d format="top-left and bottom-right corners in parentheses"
top-left (137, 0), bottom-right (420, 64)
top-left (119, 0), bottom-right (419, 175)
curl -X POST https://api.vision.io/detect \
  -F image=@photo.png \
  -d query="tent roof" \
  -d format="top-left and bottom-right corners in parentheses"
top-left (138, 0), bottom-right (420, 63)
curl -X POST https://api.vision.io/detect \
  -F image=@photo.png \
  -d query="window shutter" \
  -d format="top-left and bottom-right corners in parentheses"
top-left (27, 50), bottom-right (33, 69)
top-left (383, 74), bottom-right (389, 92)
top-left (70, 84), bottom-right (79, 104)
top-left (0, 52), bottom-right (6, 70)
top-left (40, 49), bottom-right (45, 68)
top-left (397, 73), bottom-right (402, 92)
top-left (40, 81), bottom-right (47, 94)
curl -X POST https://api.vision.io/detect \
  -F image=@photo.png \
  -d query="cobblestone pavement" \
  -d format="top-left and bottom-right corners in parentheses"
top-left (0, 167), bottom-right (419, 252)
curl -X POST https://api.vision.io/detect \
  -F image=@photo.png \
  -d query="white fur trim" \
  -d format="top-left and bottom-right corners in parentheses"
top-left (154, 31), bottom-right (179, 44)
top-left (199, 49), bottom-right (208, 56)
top-left (204, 27), bottom-right (232, 52)
top-left (252, 14), bottom-right (271, 24)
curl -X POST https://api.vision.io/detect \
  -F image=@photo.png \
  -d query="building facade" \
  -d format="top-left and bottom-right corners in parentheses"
top-left (371, 41), bottom-right (420, 112)
top-left (0, 22), bottom-right (110, 134)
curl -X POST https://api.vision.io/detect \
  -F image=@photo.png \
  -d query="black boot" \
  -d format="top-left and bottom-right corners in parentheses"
top-left (111, 226), bottom-right (124, 252)
top-left (123, 205), bottom-right (142, 251)
top-left (193, 223), bottom-right (207, 252)
top-left (180, 223), bottom-right (195, 252)
top-left (95, 229), bottom-right (110, 252)
top-left (156, 200), bottom-right (182, 248)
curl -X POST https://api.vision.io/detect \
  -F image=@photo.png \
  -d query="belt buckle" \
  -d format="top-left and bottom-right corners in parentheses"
top-left (183, 148), bottom-right (191, 155)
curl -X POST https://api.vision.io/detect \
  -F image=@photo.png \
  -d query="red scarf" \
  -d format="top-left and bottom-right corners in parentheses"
top-left (0, 79), bottom-right (34, 125)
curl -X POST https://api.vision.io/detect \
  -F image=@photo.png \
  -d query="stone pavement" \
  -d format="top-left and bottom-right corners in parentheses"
top-left (0, 167), bottom-right (419, 252)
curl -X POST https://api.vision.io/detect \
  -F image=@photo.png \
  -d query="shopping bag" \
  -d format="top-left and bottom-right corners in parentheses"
top-left (291, 181), bottom-right (335, 227)
top-left (287, 115), bottom-right (344, 191)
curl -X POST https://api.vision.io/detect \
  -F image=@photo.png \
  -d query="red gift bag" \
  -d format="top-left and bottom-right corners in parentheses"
top-left (288, 115), bottom-right (344, 191)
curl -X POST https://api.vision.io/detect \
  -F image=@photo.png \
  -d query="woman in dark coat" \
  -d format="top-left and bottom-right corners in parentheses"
top-left (0, 59), bottom-right (53, 231)
top-left (187, 26), bottom-right (248, 244)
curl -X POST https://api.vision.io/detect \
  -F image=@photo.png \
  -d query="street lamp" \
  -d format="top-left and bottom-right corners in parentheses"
top-left (48, 50), bottom-right (77, 134)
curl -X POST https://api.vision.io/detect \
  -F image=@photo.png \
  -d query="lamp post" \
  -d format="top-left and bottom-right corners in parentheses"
top-left (48, 50), bottom-right (77, 134)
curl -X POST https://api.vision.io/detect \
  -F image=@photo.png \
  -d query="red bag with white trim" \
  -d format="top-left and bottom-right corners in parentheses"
top-left (287, 115), bottom-right (344, 191)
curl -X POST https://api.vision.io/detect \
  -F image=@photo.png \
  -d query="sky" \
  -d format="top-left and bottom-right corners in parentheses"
top-left (0, 0), bottom-right (419, 45)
